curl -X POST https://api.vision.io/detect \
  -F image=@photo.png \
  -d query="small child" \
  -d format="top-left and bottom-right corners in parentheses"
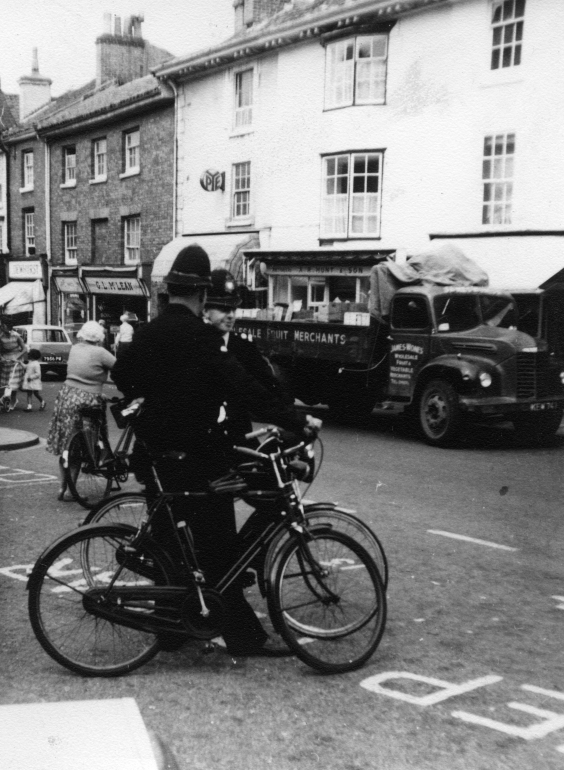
top-left (21, 349), bottom-right (46, 411)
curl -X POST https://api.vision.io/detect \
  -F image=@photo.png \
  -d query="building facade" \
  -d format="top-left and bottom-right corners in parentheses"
top-left (0, 15), bottom-right (175, 337)
top-left (152, 0), bottom-right (564, 302)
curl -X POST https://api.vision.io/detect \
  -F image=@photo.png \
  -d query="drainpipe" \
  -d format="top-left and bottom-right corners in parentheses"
top-left (166, 77), bottom-right (178, 239)
top-left (43, 137), bottom-right (51, 323)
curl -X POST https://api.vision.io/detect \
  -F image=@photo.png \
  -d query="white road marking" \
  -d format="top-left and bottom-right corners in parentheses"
top-left (0, 564), bottom-right (34, 582)
top-left (427, 530), bottom-right (518, 552)
top-left (552, 595), bottom-right (564, 610)
top-left (0, 464), bottom-right (58, 485)
top-left (360, 672), bottom-right (502, 706)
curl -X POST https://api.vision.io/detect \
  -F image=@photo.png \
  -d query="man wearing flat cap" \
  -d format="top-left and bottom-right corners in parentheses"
top-left (113, 244), bottom-right (321, 657)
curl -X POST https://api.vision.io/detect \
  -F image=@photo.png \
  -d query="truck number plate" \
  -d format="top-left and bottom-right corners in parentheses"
top-left (42, 355), bottom-right (63, 363)
top-left (529, 401), bottom-right (559, 411)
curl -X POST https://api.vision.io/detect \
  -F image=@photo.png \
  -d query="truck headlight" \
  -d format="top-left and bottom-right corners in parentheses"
top-left (479, 372), bottom-right (492, 388)
top-left (560, 371), bottom-right (564, 385)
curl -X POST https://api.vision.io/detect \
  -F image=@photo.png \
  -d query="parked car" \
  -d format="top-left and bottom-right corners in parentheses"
top-left (14, 324), bottom-right (72, 380)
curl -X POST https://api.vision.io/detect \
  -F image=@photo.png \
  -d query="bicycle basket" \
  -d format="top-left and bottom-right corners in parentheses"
top-left (110, 399), bottom-right (135, 429)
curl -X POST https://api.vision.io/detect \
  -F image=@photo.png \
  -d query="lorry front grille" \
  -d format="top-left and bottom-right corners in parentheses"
top-left (516, 352), bottom-right (551, 398)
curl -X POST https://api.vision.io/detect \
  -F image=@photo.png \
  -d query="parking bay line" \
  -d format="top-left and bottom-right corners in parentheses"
top-left (428, 530), bottom-right (518, 552)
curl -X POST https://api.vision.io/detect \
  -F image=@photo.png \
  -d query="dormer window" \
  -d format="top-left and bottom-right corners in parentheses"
top-left (325, 34), bottom-right (388, 110)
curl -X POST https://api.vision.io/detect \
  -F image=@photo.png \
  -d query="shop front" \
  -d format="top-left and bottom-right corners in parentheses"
top-left (79, 265), bottom-right (150, 348)
top-left (0, 259), bottom-right (47, 325)
top-left (50, 267), bottom-right (87, 340)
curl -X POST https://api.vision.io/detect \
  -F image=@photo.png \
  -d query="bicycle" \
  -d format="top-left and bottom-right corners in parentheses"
top-left (28, 426), bottom-right (387, 677)
top-left (83, 443), bottom-right (389, 590)
top-left (62, 397), bottom-right (141, 508)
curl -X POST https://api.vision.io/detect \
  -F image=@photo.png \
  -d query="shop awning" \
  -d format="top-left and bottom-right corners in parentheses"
top-left (244, 249), bottom-right (395, 267)
top-left (0, 280), bottom-right (46, 321)
top-left (152, 233), bottom-right (260, 283)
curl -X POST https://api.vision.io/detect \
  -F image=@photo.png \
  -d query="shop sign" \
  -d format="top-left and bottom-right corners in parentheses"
top-left (54, 277), bottom-right (83, 293)
top-left (84, 277), bottom-right (146, 296)
top-left (8, 261), bottom-right (42, 280)
top-left (267, 265), bottom-right (373, 276)
top-left (200, 169), bottom-right (225, 192)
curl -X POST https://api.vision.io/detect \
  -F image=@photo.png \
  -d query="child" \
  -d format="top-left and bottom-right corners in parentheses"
top-left (21, 349), bottom-right (46, 411)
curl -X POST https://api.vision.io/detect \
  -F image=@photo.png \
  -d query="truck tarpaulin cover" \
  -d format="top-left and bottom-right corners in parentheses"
top-left (369, 243), bottom-right (489, 320)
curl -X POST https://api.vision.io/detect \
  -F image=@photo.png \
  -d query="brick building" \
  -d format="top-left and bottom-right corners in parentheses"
top-left (0, 14), bottom-right (175, 338)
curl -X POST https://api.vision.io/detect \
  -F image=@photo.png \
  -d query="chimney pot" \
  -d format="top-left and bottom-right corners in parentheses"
top-left (114, 15), bottom-right (122, 36)
top-left (103, 12), bottom-right (112, 34)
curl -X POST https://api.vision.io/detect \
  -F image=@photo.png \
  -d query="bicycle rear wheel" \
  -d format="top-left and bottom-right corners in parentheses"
top-left (65, 432), bottom-right (113, 509)
top-left (28, 524), bottom-right (172, 677)
top-left (83, 492), bottom-right (148, 528)
top-left (271, 531), bottom-right (386, 674)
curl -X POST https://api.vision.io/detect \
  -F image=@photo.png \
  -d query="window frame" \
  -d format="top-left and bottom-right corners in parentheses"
top-left (324, 33), bottom-right (388, 110)
top-left (121, 128), bottom-right (140, 177)
top-left (62, 146), bottom-right (77, 187)
top-left (320, 151), bottom-right (384, 239)
top-left (481, 132), bottom-right (515, 226)
top-left (63, 221), bottom-right (78, 265)
top-left (123, 216), bottom-right (141, 264)
top-left (91, 137), bottom-right (107, 183)
top-left (231, 161), bottom-right (252, 222)
top-left (233, 66), bottom-right (254, 132)
top-left (23, 209), bottom-right (35, 255)
top-left (21, 150), bottom-right (34, 191)
top-left (490, 0), bottom-right (525, 71)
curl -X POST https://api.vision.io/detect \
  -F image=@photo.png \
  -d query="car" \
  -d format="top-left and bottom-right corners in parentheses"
top-left (13, 324), bottom-right (72, 380)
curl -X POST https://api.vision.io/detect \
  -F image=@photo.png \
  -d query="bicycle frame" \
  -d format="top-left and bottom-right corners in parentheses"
top-left (87, 428), bottom-right (331, 633)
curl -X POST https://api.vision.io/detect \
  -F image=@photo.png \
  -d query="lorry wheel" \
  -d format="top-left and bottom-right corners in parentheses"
top-left (512, 409), bottom-right (563, 445)
top-left (419, 379), bottom-right (461, 446)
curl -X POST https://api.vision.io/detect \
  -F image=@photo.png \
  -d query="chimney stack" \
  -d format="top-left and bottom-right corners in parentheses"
top-left (96, 13), bottom-right (147, 88)
top-left (18, 48), bottom-right (52, 121)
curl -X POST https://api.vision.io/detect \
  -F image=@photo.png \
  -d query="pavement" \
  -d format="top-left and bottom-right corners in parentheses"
top-left (0, 427), bottom-right (40, 451)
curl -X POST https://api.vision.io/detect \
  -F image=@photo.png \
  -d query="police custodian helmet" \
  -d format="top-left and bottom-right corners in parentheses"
top-left (164, 244), bottom-right (212, 288)
top-left (205, 269), bottom-right (242, 309)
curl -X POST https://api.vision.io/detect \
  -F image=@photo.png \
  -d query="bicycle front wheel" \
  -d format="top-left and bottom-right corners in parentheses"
top-left (28, 524), bottom-right (172, 677)
top-left (65, 432), bottom-right (112, 509)
top-left (264, 507), bottom-right (388, 592)
top-left (271, 531), bottom-right (386, 674)
top-left (83, 492), bottom-right (148, 528)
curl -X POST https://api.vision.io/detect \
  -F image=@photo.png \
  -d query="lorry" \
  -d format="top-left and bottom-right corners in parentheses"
top-left (235, 245), bottom-right (564, 446)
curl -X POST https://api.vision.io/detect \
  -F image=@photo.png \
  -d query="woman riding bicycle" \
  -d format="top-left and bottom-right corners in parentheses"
top-left (46, 321), bottom-right (115, 501)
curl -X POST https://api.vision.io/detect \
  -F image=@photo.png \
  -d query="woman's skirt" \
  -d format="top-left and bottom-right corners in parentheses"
top-left (0, 360), bottom-right (25, 391)
top-left (46, 384), bottom-right (103, 455)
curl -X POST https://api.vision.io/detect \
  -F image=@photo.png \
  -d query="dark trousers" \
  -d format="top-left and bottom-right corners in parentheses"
top-left (146, 454), bottom-right (268, 655)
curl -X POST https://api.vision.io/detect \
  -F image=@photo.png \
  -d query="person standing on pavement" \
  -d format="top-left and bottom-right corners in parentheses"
top-left (112, 244), bottom-right (321, 657)
top-left (114, 312), bottom-right (136, 358)
top-left (21, 349), bottom-right (46, 411)
top-left (0, 316), bottom-right (27, 411)
top-left (204, 268), bottom-right (293, 446)
top-left (46, 320), bottom-right (116, 501)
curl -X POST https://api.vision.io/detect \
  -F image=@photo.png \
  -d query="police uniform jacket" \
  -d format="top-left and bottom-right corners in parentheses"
top-left (112, 303), bottom-right (306, 479)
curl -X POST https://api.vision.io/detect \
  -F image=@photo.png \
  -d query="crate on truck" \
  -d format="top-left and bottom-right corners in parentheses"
top-left (235, 243), bottom-right (564, 446)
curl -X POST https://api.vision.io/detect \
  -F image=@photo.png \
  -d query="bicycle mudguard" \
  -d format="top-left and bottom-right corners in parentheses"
top-left (303, 502), bottom-right (357, 515)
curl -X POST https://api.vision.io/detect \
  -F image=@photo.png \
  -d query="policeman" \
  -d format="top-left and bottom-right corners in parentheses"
top-left (204, 269), bottom-right (293, 445)
top-left (112, 244), bottom-right (321, 657)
